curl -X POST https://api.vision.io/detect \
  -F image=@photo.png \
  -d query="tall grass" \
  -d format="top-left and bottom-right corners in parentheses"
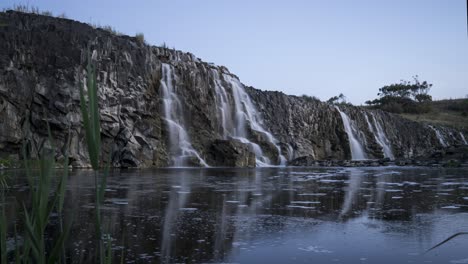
top-left (15, 123), bottom-right (72, 263)
top-left (0, 50), bottom-right (111, 263)
top-left (79, 49), bottom-right (112, 263)
top-left (0, 172), bottom-right (8, 263)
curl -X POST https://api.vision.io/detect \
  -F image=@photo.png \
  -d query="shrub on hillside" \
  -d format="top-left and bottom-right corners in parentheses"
top-left (365, 76), bottom-right (433, 114)
top-left (136, 33), bottom-right (145, 44)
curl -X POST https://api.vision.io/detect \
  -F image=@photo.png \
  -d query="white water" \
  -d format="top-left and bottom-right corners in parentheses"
top-left (460, 132), bottom-right (468, 145)
top-left (160, 63), bottom-right (208, 167)
top-left (429, 125), bottom-right (448, 147)
top-left (364, 112), bottom-right (395, 159)
top-left (212, 72), bottom-right (286, 166)
top-left (335, 106), bottom-right (367, 160)
top-left (212, 70), bottom-right (233, 139)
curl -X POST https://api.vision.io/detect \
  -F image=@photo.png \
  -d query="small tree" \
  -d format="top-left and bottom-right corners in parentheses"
top-left (375, 76), bottom-right (432, 102)
top-left (327, 93), bottom-right (347, 105)
top-left (366, 76), bottom-right (433, 113)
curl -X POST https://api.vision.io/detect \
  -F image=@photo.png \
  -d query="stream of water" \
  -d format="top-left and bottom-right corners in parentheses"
top-left (364, 112), bottom-right (395, 159)
top-left (335, 107), bottom-right (367, 160)
top-left (215, 73), bottom-right (286, 166)
top-left (160, 64), bottom-right (208, 167)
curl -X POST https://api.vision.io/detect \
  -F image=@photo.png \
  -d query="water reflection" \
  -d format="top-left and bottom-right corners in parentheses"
top-left (340, 169), bottom-right (364, 218)
top-left (3, 167), bottom-right (468, 263)
top-left (161, 171), bottom-right (191, 261)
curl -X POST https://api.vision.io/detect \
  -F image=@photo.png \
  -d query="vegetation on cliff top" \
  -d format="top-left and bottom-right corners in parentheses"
top-left (362, 75), bottom-right (467, 130)
top-left (365, 76), bottom-right (433, 114)
top-left (1, 5), bottom-right (149, 45)
top-left (399, 98), bottom-right (468, 131)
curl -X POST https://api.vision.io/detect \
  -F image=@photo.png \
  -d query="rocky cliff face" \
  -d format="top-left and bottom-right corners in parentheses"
top-left (0, 11), bottom-right (466, 168)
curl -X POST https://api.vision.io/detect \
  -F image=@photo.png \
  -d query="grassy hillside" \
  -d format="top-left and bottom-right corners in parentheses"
top-left (398, 99), bottom-right (468, 131)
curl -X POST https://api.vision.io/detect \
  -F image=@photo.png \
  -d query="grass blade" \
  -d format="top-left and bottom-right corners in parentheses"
top-left (47, 211), bottom-right (73, 264)
top-left (23, 206), bottom-right (41, 260)
top-left (89, 63), bottom-right (101, 153)
top-left (79, 79), bottom-right (98, 169)
top-left (58, 129), bottom-right (71, 213)
top-left (14, 224), bottom-right (20, 264)
top-left (0, 190), bottom-right (7, 264)
top-left (426, 232), bottom-right (468, 252)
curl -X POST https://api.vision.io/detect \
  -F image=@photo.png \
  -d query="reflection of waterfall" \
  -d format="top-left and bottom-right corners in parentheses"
top-left (160, 64), bottom-right (208, 167)
top-left (364, 112), bottom-right (395, 159)
top-left (428, 125), bottom-right (448, 147)
top-left (161, 172), bottom-right (191, 262)
top-left (214, 194), bottom-right (228, 261)
top-left (211, 71), bottom-right (286, 166)
top-left (460, 132), bottom-right (468, 145)
top-left (374, 174), bottom-right (389, 213)
top-left (340, 169), bottom-right (363, 217)
top-left (230, 169), bottom-right (269, 246)
top-left (335, 106), bottom-right (367, 160)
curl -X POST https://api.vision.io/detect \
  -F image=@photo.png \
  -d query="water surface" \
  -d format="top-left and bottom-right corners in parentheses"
top-left (3, 166), bottom-right (468, 263)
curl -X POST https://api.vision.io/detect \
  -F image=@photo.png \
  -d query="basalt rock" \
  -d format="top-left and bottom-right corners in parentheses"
top-left (207, 139), bottom-right (256, 167)
top-left (0, 11), bottom-right (466, 168)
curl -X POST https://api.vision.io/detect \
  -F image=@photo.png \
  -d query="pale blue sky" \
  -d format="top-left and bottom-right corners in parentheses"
top-left (2, 0), bottom-right (467, 104)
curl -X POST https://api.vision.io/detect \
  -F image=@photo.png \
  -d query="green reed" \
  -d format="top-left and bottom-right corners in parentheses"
top-left (79, 49), bottom-right (112, 263)
top-left (19, 124), bottom-right (72, 264)
top-left (1, 172), bottom-right (8, 264)
top-left (0, 48), bottom-right (112, 263)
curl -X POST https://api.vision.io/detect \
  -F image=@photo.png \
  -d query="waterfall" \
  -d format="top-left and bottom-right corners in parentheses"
top-left (211, 72), bottom-right (286, 166)
top-left (160, 63), bottom-right (208, 167)
top-left (212, 69), bottom-right (234, 139)
top-left (335, 106), bottom-right (367, 160)
top-left (460, 132), bottom-right (468, 145)
top-left (428, 125), bottom-right (448, 147)
top-left (364, 112), bottom-right (395, 159)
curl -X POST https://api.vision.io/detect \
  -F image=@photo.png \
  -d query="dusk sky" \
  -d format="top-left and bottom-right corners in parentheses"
top-left (2, 0), bottom-right (467, 104)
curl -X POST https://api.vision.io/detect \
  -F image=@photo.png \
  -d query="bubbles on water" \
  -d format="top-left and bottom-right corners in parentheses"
top-left (451, 258), bottom-right (468, 264)
top-left (287, 205), bottom-right (316, 210)
top-left (298, 245), bottom-right (333, 253)
top-left (385, 189), bottom-right (403, 192)
top-left (441, 205), bottom-right (460, 209)
top-left (298, 193), bottom-right (327, 196)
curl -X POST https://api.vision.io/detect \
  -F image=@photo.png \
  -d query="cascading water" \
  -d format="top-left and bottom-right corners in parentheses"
top-left (212, 70), bottom-right (233, 139)
top-left (364, 112), bottom-right (395, 159)
top-left (460, 132), bottom-right (468, 145)
top-left (335, 106), bottom-right (367, 160)
top-left (211, 71), bottom-right (286, 166)
top-left (428, 125), bottom-right (448, 147)
top-left (160, 63), bottom-right (208, 167)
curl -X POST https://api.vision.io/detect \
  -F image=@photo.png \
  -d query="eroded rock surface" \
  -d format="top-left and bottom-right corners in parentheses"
top-left (0, 11), bottom-right (466, 167)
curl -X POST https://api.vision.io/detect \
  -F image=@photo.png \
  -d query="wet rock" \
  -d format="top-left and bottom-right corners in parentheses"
top-left (207, 139), bottom-right (256, 167)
